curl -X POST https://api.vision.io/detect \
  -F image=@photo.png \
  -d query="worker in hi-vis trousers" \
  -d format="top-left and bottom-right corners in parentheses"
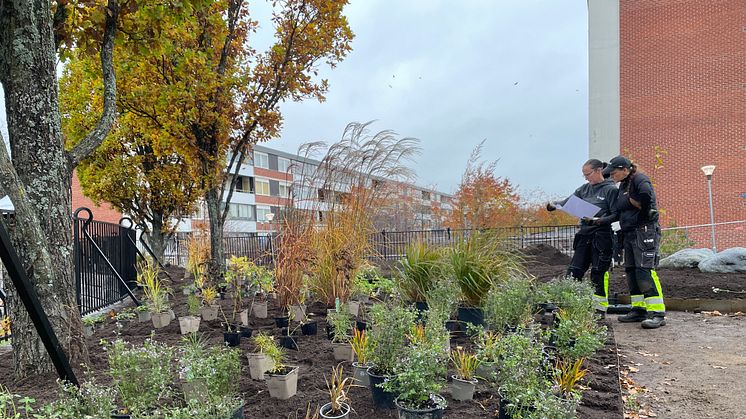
top-left (595, 155), bottom-right (666, 329)
top-left (546, 159), bottom-right (618, 317)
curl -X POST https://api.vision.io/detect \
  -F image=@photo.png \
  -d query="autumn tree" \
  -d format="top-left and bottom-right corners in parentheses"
top-left (0, 0), bottom-right (121, 377)
top-left (60, 41), bottom-right (203, 261)
top-left (443, 143), bottom-right (521, 229)
top-left (71, 0), bottom-right (354, 282)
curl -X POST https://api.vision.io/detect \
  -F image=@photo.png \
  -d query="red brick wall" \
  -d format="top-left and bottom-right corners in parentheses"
top-left (71, 171), bottom-right (123, 224)
top-left (620, 0), bottom-right (746, 249)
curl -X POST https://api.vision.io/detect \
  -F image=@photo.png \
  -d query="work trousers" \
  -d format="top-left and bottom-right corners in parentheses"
top-left (567, 230), bottom-right (612, 312)
top-left (622, 223), bottom-right (666, 315)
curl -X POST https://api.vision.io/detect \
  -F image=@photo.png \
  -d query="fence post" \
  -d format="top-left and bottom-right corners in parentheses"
top-left (73, 217), bottom-right (82, 312)
top-left (381, 230), bottom-right (387, 260)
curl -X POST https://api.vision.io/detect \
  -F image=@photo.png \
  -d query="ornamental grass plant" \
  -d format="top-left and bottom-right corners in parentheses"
top-left (396, 241), bottom-right (442, 303)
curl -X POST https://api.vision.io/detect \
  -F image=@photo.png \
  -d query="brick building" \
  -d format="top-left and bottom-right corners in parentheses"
top-left (589, 0), bottom-right (746, 250)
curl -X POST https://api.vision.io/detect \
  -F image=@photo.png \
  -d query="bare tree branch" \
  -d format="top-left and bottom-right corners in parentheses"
top-left (66, 0), bottom-right (119, 168)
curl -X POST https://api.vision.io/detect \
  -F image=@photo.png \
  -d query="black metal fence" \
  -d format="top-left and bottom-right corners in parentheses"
top-left (74, 213), bottom-right (137, 316)
top-left (165, 225), bottom-right (580, 267)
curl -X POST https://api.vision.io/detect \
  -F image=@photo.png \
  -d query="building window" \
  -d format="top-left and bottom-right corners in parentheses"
top-left (235, 176), bottom-right (254, 193)
top-left (256, 206), bottom-right (272, 222)
top-left (279, 181), bottom-right (291, 198)
top-left (254, 151), bottom-right (269, 169)
top-left (256, 179), bottom-right (270, 196)
top-left (278, 157), bottom-right (291, 173)
top-left (421, 191), bottom-right (431, 200)
top-left (227, 203), bottom-right (256, 220)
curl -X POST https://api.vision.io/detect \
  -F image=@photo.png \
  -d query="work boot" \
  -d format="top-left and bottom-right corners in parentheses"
top-left (617, 308), bottom-right (647, 323)
top-left (641, 314), bottom-right (666, 329)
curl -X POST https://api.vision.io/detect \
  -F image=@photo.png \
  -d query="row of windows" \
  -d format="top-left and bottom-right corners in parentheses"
top-left (233, 176), bottom-right (291, 198)
top-left (225, 203), bottom-right (281, 221)
top-left (253, 151), bottom-right (291, 173)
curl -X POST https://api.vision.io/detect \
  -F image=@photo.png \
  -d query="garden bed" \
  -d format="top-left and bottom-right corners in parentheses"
top-left (0, 264), bottom-right (624, 418)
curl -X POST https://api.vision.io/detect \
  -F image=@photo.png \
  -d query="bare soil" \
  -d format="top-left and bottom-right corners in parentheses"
top-left (0, 264), bottom-right (622, 418)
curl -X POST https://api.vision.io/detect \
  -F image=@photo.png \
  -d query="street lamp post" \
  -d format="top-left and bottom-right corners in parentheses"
top-left (700, 165), bottom-right (717, 252)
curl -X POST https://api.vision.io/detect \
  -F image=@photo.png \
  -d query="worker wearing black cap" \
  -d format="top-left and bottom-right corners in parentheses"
top-left (546, 159), bottom-right (618, 316)
top-left (594, 155), bottom-right (666, 329)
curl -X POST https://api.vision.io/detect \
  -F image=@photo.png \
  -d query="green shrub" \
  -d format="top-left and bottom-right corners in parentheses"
top-left (368, 304), bottom-right (417, 375)
top-left (484, 276), bottom-right (534, 331)
top-left (108, 338), bottom-right (173, 414)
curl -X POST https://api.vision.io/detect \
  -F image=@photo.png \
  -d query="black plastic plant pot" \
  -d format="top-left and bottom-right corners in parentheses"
top-left (355, 320), bottom-right (368, 332)
top-left (301, 321), bottom-right (318, 336)
top-left (110, 409), bottom-right (131, 419)
top-left (223, 331), bottom-right (241, 347)
top-left (394, 395), bottom-right (446, 419)
top-left (535, 302), bottom-right (559, 314)
top-left (231, 403), bottom-right (245, 419)
top-left (367, 367), bottom-right (397, 410)
top-left (414, 301), bottom-right (429, 312)
top-left (444, 320), bottom-right (461, 335)
top-left (457, 307), bottom-right (484, 327)
top-left (279, 335), bottom-right (298, 351)
top-left (275, 316), bottom-right (290, 328)
top-left (239, 325), bottom-right (253, 338)
top-left (326, 325), bottom-right (336, 341)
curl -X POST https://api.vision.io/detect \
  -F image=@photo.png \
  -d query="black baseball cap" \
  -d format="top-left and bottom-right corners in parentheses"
top-left (602, 155), bottom-right (632, 176)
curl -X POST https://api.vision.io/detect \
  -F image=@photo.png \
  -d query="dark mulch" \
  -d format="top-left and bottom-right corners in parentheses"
top-left (0, 264), bottom-right (623, 418)
top-left (522, 244), bottom-right (746, 300)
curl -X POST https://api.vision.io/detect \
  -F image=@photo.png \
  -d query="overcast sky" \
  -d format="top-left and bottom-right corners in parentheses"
top-left (1, 0), bottom-right (589, 202)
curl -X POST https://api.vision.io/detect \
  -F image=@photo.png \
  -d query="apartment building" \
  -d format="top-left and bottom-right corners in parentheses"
top-left (180, 144), bottom-right (454, 234)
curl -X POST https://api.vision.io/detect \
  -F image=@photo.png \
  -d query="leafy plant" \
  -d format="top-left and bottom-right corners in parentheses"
top-left (483, 275), bottom-right (534, 331)
top-left (382, 338), bottom-right (447, 410)
top-left (36, 377), bottom-right (115, 418)
top-left (137, 259), bottom-right (169, 314)
top-left (324, 364), bottom-right (353, 414)
top-left (554, 309), bottom-right (607, 361)
top-left (186, 294), bottom-right (200, 317)
top-left (186, 233), bottom-right (210, 285)
top-left (396, 241), bottom-right (441, 302)
top-left (473, 329), bottom-right (501, 364)
top-left (0, 385), bottom-right (35, 418)
top-left (493, 328), bottom-right (550, 410)
top-left (327, 307), bottom-right (353, 344)
top-left (107, 337), bottom-right (173, 415)
top-left (82, 314), bottom-right (105, 327)
top-left (367, 304), bottom-right (417, 375)
top-left (537, 277), bottom-right (595, 321)
top-left (201, 287), bottom-right (218, 306)
top-left (553, 358), bottom-right (588, 397)
top-left (178, 334), bottom-right (241, 402)
top-left (350, 328), bottom-right (370, 365)
top-left (451, 347), bottom-right (479, 381)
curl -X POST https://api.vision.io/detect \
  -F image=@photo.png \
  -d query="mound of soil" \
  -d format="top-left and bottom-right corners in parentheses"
top-left (521, 243), bottom-right (572, 267)
top-left (0, 265), bottom-right (623, 418)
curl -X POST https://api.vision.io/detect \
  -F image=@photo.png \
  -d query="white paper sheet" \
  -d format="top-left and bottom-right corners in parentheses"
top-left (556, 195), bottom-right (602, 219)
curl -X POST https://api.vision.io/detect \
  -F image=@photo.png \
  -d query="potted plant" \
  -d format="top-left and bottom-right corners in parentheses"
top-left (138, 260), bottom-right (171, 329)
top-left (248, 264), bottom-right (274, 319)
top-left (328, 307), bottom-right (354, 362)
top-left (396, 241), bottom-right (441, 308)
top-left (179, 294), bottom-right (202, 335)
top-left (382, 337), bottom-right (448, 418)
top-left (319, 364), bottom-right (354, 419)
top-left (367, 304), bottom-right (417, 410)
top-left (483, 275), bottom-right (535, 333)
top-left (82, 314), bottom-right (103, 337)
top-left (200, 287), bottom-right (219, 321)
top-left (265, 339), bottom-right (299, 399)
top-left (450, 347), bottom-right (479, 401)
top-left (135, 304), bottom-right (151, 323)
top-left (552, 357), bottom-right (587, 407)
top-left (247, 332), bottom-right (278, 380)
top-left (350, 328), bottom-right (371, 387)
top-left (178, 333), bottom-right (242, 406)
top-left (474, 329), bottom-right (500, 381)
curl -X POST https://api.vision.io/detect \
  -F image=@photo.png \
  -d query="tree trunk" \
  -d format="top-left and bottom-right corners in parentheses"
top-left (145, 215), bottom-right (167, 263)
top-left (0, 1), bottom-right (88, 377)
top-left (205, 187), bottom-right (226, 282)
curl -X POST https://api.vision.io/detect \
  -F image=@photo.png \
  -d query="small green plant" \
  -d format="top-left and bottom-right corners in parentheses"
top-left (451, 347), bottom-right (479, 381)
top-left (473, 329), bottom-right (501, 364)
top-left (36, 377), bottom-right (115, 418)
top-left (82, 314), bottom-right (105, 327)
top-left (135, 304), bottom-right (150, 313)
top-left (186, 294), bottom-right (200, 317)
top-left (178, 334), bottom-right (241, 402)
top-left (367, 304), bottom-right (417, 376)
top-left (537, 277), bottom-right (595, 320)
top-left (0, 385), bottom-right (35, 418)
top-left (138, 259), bottom-right (169, 314)
top-left (553, 358), bottom-right (588, 397)
top-left (251, 333), bottom-right (285, 374)
top-left (327, 306), bottom-right (353, 344)
top-left (483, 275), bottom-right (534, 331)
top-left (382, 337), bottom-right (447, 410)
top-left (324, 364), bottom-right (353, 415)
top-left (114, 311), bottom-right (135, 322)
top-left (554, 309), bottom-right (607, 361)
top-left (350, 328), bottom-right (370, 365)
top-left (107, 337), bottom-right (173, 415)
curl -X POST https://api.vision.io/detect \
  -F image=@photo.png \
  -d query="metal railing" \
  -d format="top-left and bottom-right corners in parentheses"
top-left (165, 224), bottom-right (582, 266)
top-left (74, 209), bottom-right (139, 315)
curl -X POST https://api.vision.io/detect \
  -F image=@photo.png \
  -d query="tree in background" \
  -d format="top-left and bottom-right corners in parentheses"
top-left (60, 48), bottom-right (202, 262)
top-left (68, 0), bottom-right (354, 282)
top-left (440, 143), bottom-right (521, 229)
